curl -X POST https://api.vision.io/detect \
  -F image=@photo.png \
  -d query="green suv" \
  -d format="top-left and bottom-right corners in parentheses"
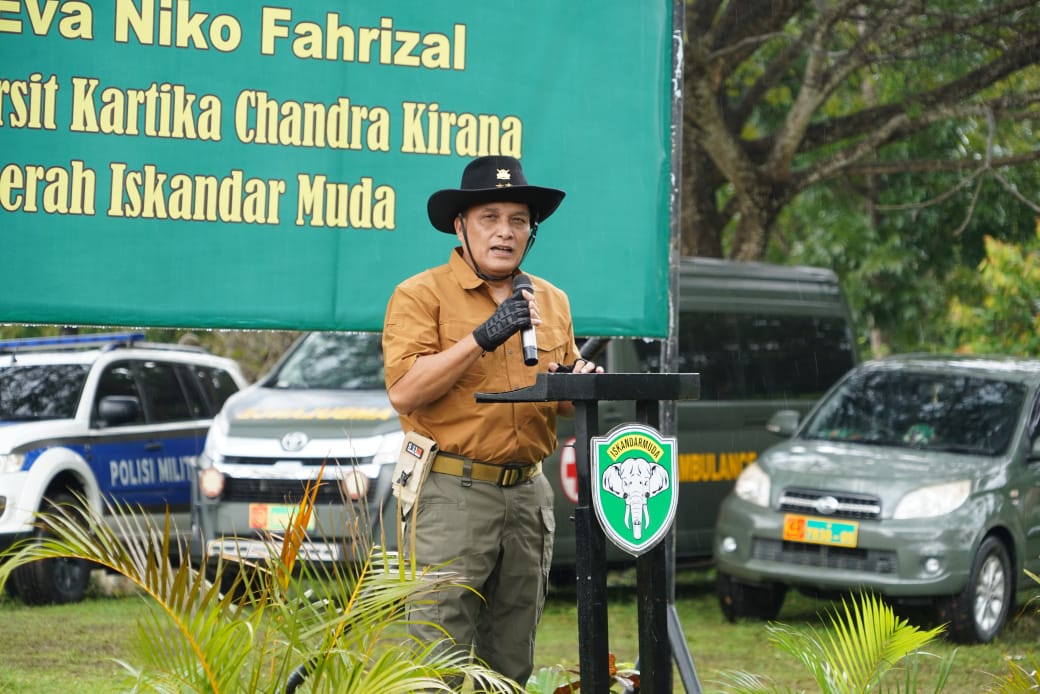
top-left (714, 354), bottom-right (1040, 643)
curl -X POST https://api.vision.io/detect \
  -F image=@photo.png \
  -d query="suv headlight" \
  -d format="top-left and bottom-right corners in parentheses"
top-left (0, 453), bottom-right (26, 474)
top-left (893, 480), bottom-right (971, 519)
top-left (733, 462), bottom-right (770, 507)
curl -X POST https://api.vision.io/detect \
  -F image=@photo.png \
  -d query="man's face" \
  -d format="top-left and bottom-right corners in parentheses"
top-left (455, 201), bottom-right (532, 279)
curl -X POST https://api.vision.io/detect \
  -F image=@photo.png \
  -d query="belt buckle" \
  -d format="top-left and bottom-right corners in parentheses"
top-left (498, 462), bottom-right (529, 487)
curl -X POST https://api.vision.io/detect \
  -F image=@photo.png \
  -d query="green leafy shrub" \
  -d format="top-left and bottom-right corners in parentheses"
top-left (0, 488), bottom-right (519, 693)
top-left (712, 592), bottom-right (956, 693)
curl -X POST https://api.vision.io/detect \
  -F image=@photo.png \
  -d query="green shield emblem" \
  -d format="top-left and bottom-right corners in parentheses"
top-left (591, 423), bottom-right (678, 556)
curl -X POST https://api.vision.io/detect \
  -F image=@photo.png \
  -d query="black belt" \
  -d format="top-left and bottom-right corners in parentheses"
top-left (431, 452), bottom-right (540, 487)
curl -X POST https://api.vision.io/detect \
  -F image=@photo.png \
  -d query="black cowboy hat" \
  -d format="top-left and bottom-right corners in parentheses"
top-left (427, 156), bottom-right (566, 233)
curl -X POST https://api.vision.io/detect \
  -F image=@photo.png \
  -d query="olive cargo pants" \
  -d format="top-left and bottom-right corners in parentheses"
top-left (405, 469), bottom-right (556, 687)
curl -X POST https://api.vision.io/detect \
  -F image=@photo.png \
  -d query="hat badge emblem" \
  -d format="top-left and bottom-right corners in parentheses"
top-left (495, 168), bottom-right (512, 187)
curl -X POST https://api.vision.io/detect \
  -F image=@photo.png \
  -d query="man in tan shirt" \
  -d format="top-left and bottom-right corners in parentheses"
top-left (383, 155), bottom-right (600, 687)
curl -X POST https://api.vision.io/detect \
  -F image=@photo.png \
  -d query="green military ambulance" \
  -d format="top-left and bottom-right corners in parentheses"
top-left (545, 257), bottom-right (857, 574)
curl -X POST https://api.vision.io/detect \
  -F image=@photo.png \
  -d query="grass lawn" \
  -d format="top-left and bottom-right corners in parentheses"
top-left (1, 569), bottom-right (1038, 692)
top-left (0, 585), bottom-right (150, 693)
top-left (538, 570), bottom-right (1040, 692)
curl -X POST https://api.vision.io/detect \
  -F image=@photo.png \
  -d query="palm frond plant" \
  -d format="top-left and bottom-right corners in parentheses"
top-left (713, 592), bottom-right (956, 694)
top-left (0, 475), bottom-right (520, 693)
top-left (985, 568), bottom-right (1040, 693)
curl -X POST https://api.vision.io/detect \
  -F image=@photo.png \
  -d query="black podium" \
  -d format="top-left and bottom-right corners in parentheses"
top-left (478, 372), bottom-right (701, 694)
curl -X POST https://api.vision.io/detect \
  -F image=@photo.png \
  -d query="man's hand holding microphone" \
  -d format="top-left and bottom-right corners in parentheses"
top-left (471, 273), bottom-right (539, 359)
top-left (472, 273), bottom-right (601, 374)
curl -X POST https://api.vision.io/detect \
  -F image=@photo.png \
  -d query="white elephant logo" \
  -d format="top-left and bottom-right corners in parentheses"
top-left (602, 457), bottom-right (670, 540)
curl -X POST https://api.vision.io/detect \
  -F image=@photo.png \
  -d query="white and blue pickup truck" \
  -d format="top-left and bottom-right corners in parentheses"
top-left (0, 332), bottom-right (247, 604)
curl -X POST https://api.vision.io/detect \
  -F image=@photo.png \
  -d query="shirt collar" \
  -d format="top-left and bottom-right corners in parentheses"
top-left (449, 247), bottom-right (522, 291)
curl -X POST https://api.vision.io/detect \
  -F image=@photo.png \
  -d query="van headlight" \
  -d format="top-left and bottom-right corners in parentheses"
top-left (340, 468), bottom-right (369, 500)
top-left (201, 414), bottom-right (228, 463)
top-left (372, 430), bottom-right (405, 466)
top-left (893, 480), bottom-right (971, 519)
top-left (733, 462), bottom-right (770, 507)
top-left (199, 467), bottom-right (225, 499)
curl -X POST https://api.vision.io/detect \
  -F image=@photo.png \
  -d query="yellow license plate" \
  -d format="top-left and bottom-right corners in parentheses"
top-left (249, 504), bottom-right (315, 532)
top-left (782, 514), bottom-right (859, 548)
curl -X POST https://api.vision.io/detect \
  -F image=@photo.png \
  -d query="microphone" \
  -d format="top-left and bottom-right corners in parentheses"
top-left (513, 273), bottom-right (538, 366)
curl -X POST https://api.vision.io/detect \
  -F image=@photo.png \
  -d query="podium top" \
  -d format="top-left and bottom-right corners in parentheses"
top-left (476, 372), bottom-right (700, 403)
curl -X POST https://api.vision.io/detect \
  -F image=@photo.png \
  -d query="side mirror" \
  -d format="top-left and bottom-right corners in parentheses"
top-left (96, 395), bottom-right (142, 427)
top-left (766, 409), bottom-right (800, 437)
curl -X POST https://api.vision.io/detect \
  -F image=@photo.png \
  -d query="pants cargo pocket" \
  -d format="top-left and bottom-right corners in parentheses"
top-left (539, 503), bottom-right (556, 612)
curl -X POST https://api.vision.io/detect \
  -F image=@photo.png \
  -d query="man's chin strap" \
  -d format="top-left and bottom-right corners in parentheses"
top-left (457, 214), bottom-right (539, 283)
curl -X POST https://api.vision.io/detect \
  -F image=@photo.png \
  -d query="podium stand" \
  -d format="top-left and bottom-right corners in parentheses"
top-left (478, 372), bottom-right (701, 694)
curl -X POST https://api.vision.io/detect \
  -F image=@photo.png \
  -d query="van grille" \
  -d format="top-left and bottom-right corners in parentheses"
top-left (221, 455), bottom-right (367, 467)
top-left (222, 477), bottom-right (370, 504)
top-left (753, 538), bottom-right (897, 574)
top-left (778, 487), bottom-right (881, 520)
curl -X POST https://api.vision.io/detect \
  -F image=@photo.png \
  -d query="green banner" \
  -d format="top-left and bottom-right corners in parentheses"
top-left (0, 2), bottom-right (672, 335)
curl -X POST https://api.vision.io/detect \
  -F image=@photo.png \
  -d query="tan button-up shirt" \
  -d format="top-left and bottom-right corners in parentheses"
top-left (383, 248), bottom-right (580, 465)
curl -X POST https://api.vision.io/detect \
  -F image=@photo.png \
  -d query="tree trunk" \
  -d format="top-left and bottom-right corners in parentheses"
top-left (681, 127), bottom-right (724, 258)
top-left (729, 183), bottom-right (782, 261)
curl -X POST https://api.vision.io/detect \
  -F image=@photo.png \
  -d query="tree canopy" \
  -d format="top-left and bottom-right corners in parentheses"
top-left (948, 221), bottom-right (1040, 356)
top-left (685, 1), bottom-right (1040, 353)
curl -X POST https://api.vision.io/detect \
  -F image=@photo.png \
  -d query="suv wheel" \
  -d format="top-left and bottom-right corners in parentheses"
top-left (936, 536), bottom-right (1013, 644)
top-left (10, 493), bottom-right (92, 605)
top-left (716, 570), bottom-right (787, 622)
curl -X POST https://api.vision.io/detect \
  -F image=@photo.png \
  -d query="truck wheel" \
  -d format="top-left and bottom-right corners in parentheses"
top-left (10, 493), bottom-right (92, 605)
top-left (716, 571), bottom-right (786, 622)
top-left (936, 536), bottom-right (1013, 643)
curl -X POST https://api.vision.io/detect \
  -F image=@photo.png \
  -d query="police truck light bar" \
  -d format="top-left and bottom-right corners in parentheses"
top-left (0, 332), bottom-right (145, 351)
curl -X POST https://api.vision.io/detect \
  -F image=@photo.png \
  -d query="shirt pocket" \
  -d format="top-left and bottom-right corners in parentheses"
top-left (536, 324), bottom-right (571, 366)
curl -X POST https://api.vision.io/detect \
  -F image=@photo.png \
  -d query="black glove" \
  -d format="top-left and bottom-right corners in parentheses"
top-left (473, 290), bottom-right (531, 352)
top-left (552, 359), bottom-right (588, 373)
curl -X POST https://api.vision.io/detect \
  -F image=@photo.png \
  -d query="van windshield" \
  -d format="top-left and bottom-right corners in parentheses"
top-left (0, 364), bottom-right (90, 420)
top-left (802, 369), bottom-right (1026, 456)
top-left (270, 332), bottom-right (385, 390)
top-left (632, 312), bottom-right (855, 400)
